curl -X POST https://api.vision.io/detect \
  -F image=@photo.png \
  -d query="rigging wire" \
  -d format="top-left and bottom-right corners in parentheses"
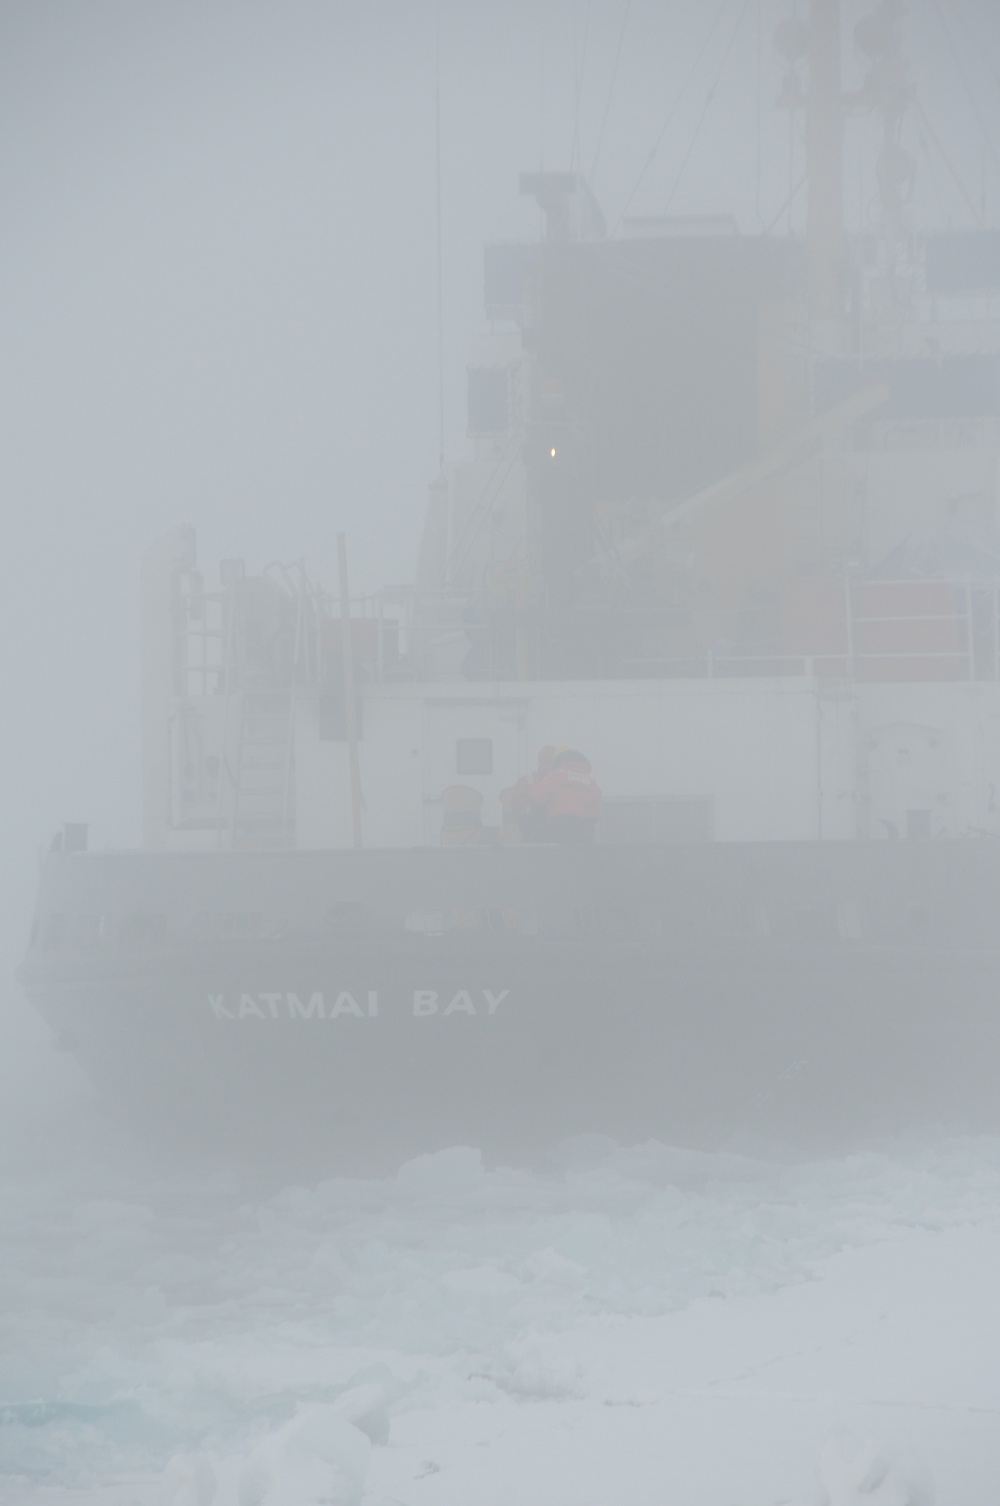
top-left (538, 5), bottom-right (546, 171)
top-left (786, 67), bottom-right (796, 232)
top-left (787, 0), bottom-right (799, 236)
top-left (570, 0), bottom-right (592, 173)
top-left (664, 0), bottom-right (753, 213)
top-left (929, 0), bottom-right (1000, 209)
top-left (754, 0), bottom-right (764, 228)
top-left (612, 0), bottom-right (731, 234)
top-left (434, 1), bottom-right (445, 476)
top-left (914, 96), bottom-right (985, 228)
top-left (588, 0), bottom-right (632, 187)
top-left (762, 168), bottom-right (808, 237)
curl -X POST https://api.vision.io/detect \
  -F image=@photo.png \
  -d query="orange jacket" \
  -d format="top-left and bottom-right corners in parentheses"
top-left (528, 756), bottom-right (602, 820)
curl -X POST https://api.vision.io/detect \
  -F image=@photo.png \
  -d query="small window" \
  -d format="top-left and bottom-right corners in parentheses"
top-left (456, 738), bottom-right (493, 775)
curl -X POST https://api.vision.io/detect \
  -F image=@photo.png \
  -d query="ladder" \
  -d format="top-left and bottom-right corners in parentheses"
top-left (215, 566), bottom-right (306, 851)
top-left (227, 689), bottom-right (296, 849)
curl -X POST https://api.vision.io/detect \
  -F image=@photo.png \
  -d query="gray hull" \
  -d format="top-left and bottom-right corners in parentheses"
top-left (19, 843), bottom-right (1000, 1173)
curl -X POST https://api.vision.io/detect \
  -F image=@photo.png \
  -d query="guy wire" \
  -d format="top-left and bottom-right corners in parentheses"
top-left (435, 0), bottom-right (445, 476)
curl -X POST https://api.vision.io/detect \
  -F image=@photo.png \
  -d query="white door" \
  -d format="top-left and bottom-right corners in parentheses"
top-left (867, 722), bottom-right (946, 839)
top-left (421, 700), bottom-right (526, 844)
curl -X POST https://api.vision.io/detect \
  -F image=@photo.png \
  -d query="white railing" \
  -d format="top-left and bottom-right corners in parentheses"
top-left (619, 580), bottom-right (998, 682)
top-left (178, 576), bottom-right (1000, 690)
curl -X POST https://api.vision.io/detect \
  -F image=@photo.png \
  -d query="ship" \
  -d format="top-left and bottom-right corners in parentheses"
top-left (19, 0), bottom-right (1000, 1176)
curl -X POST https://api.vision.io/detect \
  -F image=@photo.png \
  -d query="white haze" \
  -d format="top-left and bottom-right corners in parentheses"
top-left (2, 2), bottom-right (1000, 1501)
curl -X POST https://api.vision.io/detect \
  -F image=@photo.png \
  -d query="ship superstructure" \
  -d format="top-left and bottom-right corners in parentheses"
top-left (141, 0), bottom-right (1000, 857)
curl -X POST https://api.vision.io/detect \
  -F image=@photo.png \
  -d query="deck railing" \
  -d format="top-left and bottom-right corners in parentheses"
top-left (176, 576), bottom-right (1000, 691)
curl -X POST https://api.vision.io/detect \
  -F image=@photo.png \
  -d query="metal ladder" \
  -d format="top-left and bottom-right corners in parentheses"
top-left (228, 689), bottom-right (296, 849)
top-left (216, 568), bottom-right (305, 851)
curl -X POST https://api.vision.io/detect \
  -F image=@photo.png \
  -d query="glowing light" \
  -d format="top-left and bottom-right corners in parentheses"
top-left (549, 447), bottom-right (557, 458)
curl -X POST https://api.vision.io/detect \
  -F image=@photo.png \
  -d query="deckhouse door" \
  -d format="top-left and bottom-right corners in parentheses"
top-left (867, 722), bottom-right (946, 840)
top-left (421, 700), bottom-right (526, 845)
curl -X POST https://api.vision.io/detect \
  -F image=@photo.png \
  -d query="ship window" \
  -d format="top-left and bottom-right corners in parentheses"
top-left (456, 738), bottom-right (493, 775)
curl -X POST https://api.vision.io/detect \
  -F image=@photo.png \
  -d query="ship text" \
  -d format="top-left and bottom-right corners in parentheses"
top-left (207, 989), bottom-right (509, 1021)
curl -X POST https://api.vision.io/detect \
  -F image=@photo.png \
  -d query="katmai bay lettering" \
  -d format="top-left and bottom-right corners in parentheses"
top-left (208, 990), bottom-right (509, 1021)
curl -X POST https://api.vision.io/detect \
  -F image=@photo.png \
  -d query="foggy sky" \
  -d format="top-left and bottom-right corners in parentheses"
top-left (2, 0), bottom-right (999, 961)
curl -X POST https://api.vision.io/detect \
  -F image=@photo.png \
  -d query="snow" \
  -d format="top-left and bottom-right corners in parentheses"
top-left (237, 1405), bottom-right (371, 1506)
top-left (2, 993), bottom-right (1000, 1504)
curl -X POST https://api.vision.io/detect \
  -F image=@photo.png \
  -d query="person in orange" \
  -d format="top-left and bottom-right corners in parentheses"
top-left (527, 746), bottom-right (602, 843)
top-left (501, 745), bottom-right (556, 844)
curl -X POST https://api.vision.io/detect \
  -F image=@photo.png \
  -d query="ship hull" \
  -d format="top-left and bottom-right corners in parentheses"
top-left (19, 843), bottom-right (1000, 1174)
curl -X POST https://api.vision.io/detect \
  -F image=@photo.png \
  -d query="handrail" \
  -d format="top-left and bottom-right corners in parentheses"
top-left (175, 576), bottom-right (1000, 693)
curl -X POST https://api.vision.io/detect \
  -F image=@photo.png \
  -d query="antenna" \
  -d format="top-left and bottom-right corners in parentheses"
top-left (435, 1), bottom-right (445, 477)
top-left (805, 0), bottom-right (845, 322)
top-left (775, 0), bottom-right (847, 321)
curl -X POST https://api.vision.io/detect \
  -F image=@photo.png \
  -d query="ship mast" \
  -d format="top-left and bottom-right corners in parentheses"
top-left (805, 0), bottom-right (845, 324)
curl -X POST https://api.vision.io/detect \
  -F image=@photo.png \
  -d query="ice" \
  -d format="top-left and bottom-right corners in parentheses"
top-left (162, 1453), bottom-right (217, 1506)
top-left (2, 1010), bottom-right (1000, 1503)
top-left (237, 1406), bottom-right (370, 1506)
top-left (395, 1146), bottom-right (486, 1196)
top-left (818, 1434), bottom-right (932, 1506)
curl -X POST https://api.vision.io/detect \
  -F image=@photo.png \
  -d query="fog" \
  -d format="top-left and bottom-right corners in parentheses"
top-left (4, 1), bottom-right (1000, 1500)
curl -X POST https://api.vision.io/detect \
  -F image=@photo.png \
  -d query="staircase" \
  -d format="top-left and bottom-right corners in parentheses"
top-left (228, 690), bottom-right (295, 849)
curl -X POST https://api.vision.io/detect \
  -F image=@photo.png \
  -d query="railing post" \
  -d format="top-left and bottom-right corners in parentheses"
top-left (216, 577), bottom-right (238, 849)
top-left (339, 533), bottom-right (364, 850)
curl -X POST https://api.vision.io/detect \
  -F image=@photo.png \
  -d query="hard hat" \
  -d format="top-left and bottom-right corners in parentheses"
top-left (553, 745), bottom-right (588, 767)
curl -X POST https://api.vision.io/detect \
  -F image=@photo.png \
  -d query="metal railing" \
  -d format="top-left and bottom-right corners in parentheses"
top-left (177, 574), bottom-right (1000, 692)
top-left (621, 580), bottom-right (997, 683)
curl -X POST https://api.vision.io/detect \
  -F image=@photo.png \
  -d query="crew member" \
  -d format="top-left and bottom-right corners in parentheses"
top-left (528, 746), bottom-right (602, 843)
top-left (501, 745), bottom-right (556, 844)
